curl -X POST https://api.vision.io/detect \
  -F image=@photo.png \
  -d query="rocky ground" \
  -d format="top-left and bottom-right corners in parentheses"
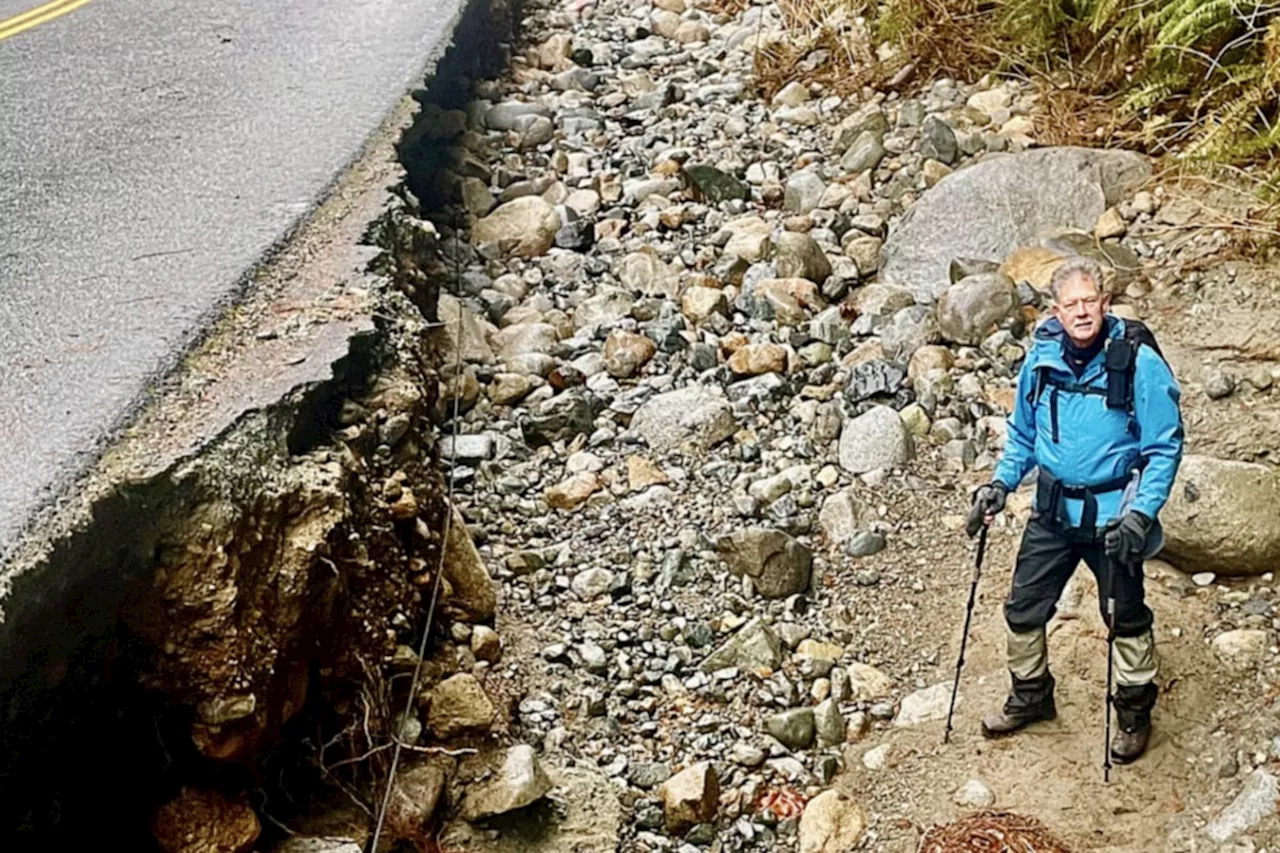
top-left (293, 0), bottom-right (1280, 850)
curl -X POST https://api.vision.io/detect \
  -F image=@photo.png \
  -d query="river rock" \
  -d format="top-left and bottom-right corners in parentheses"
top-left (935, 273), bottom-right (1019, 345)
top-left (718, 528), bottom-right (812, 598)
top-left (729, 343), bottom-right (788, 376)
top-left (659, 763), bottom-right (719, 832)
top-left (460, 745), bottom-right (553, 821)
top-left (1161, 455), bottom-right (1280, 576)
top-left (604, 329), bottom-right (657, 378)
top-left (840, 130), bottom-right (886, 174)
top-left (838, 406), bottom-right (913, 474)
top-left (881, 147), bottom-right (1150, 302)
top-left (700, 618), bottom-right (783, 672)
top-left (685, 165), bottom-right (749, 203)
top-left (767, 708), bottom-right (815, 749)
top-left (438, 294), bottom-right (496, 365)
top-left (785, 171), bottom-right (827, 214)
top-left (574, 288), bottom-right (635, 331)
top-left (522, 392), bottom-right (594, 446)
top-left (818, 490), bottom-right (868, 543)
top-left (426, 674), bottom-right (496, 738)
top-left (846, 662), bottom-right (893, 701)
top-left (545, 472), bottom-right (601, 510)
top-left (493, 322), bottom-right (559, 362)
top-left (814, 699), bottom-right (845, 747)
top-left (775, 232), bottom-right (832, 283)
top-left (682, 285), bottom-right (730, 323)
top-left (798, 790), bottom-right (866, 853)
top-left (619, 249), bottom-right (682, 298)
top-left (472, 197), bottom-right (562, 259)
top-left (920, 115), bottom-right (958, 165)
top-left (724, 216), bottom-right (773, 262)
top-left (631, 385), bottom-right (737, 453)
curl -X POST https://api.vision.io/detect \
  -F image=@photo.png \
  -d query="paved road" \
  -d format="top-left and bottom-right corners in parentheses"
top-left (0, 0), bottom-right (465, 551)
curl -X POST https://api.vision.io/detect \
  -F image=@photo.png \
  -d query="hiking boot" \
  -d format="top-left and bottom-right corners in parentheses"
top-left (1110, 681), bottom-right (1157, 763)
top-left (981, 672), bottom-right (1056, 738)
top-left (1110, 720), bottom-right (1151, 763)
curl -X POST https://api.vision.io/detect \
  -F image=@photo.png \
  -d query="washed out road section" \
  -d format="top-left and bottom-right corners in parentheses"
top-left (0, 0), bottom-right (466, 552)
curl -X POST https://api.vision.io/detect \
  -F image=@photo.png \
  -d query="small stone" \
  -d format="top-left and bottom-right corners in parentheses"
top-left (685, 165), bottom-right (750, 203)
top-left (1192, 572), bottom-right (1216, 587)
top-left (1095, 207), bottom-right (1127, 239)
top-left (953, 779), bottom-right (995, 808)
top-left (718, 528), bottom-right (813, 599)
top-left (1212, 629), bottom-right (1270, 673)
top-left (472, 197), bottom-right (562, 259)
top-left (785, 171), bottom-right (828, 215)
top-left (730, 742), bottom-right (767, 767)
top-left (729, 343), bottom-right (788, 376)
top-left (151, 788), bottom-right (260, 853)
top-left (660, 763), bottom-right (720, 832)
top-left (571, 567), bottom-right (616, 600)
top-left (894, 682), bottom-right (953, 727)
top-left (471, 626), bottom-right (503, 663)
top-left (628, 761), bottom-right (673, 790)
top-left (814, 699), bottom-right (845, 747)
top-left (545, 472), bottom-right (602, 511)
top-left (920, 115), bottom-right (958, 165)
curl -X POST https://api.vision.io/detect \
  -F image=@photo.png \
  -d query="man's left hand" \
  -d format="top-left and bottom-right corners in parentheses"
top-left (1105, 511), bottom-right (1153, 562)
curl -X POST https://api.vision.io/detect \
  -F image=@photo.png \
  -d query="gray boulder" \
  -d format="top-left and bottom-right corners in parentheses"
top-left (839, 406), bottom-right (913, 474)
top-left (631, 385), bottom-right (737, 453)
top-left (1161, 455), bottom-right (1280, 576)
top-left (881, 147), bottom-right (1150, 302)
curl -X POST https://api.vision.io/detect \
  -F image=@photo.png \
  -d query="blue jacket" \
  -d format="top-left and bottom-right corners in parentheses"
top-left (993, 315), bottom-right (1183, 528)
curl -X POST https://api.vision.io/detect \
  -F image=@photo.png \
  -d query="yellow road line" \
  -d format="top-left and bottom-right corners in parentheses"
top-left (0, 0), bottom-right (93, 43)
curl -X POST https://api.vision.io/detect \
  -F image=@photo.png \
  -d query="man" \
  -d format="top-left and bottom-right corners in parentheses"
top-left (969, 255), bottom-right (1183, 763)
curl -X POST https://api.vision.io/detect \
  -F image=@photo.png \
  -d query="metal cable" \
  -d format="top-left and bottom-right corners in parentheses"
top-left (367, 209), bottom-right (468, 852)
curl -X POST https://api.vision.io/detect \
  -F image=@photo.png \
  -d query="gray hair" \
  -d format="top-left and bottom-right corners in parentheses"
top-left (1049, 256), bottom-right (1106, 302)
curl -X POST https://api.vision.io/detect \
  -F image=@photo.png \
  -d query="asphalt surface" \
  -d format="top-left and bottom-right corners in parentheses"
top-left (0, 0), bottom-right (466, 551)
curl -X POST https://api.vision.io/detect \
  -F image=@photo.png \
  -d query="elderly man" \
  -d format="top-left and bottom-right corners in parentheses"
top-left (969, 256), bottom-right (1183, 763)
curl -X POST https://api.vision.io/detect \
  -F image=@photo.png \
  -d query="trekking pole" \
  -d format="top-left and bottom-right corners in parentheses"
top-left (1103, 555), bottom-right (1117, 783)
top-left (944, 522), bottom-right (988, 745)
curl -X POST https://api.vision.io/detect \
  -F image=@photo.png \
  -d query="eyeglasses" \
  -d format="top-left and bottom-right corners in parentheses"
top-left (1057, 295), bottom-right (1101, 312)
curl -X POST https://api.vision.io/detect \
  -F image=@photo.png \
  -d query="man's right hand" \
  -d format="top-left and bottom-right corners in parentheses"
top-left (965, 482), bottom-right (1008, 537)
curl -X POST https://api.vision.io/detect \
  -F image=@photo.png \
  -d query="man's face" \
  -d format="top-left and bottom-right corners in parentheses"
top-left (1052, 274), bottom-right (1109, 347)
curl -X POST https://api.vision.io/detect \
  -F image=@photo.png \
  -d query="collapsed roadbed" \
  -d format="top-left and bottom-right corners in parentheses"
top-left (0, 0), bottom-right (518, 846)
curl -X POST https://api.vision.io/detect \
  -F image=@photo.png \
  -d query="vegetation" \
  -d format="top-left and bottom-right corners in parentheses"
top-left (758, 0), bottom-right (1280, 171)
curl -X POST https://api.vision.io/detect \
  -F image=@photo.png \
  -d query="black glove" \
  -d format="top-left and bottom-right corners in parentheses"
top-left (965, 482), bottom-right (1008, 538)
top-left (1104, 511), bottom-right (1153, 563)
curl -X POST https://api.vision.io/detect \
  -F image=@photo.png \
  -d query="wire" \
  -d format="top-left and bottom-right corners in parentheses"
top-left (367, 205), bottom-right (469, 852)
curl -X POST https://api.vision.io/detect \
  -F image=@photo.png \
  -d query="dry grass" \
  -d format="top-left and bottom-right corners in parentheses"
top-left (918, 810), bottom-right (1073, 853)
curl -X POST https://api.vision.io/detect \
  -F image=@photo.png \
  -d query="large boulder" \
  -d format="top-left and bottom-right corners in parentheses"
top-left (934, 272), bottom-right (1019, 345)
top-left (881, 147), bottom-right (1150, 302)
top-left (631, 385), bottom-right (737, 453)
top-left (717, 528), bottom-right (812, 598)
top-left (471, 197), bottom-right (562, 259)
top-left (838, 406), bottom-right (913, 474)
top-left (1160, 455), bottom-right (1280, 576)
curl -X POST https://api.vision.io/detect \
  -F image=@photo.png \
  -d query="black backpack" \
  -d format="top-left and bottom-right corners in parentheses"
top-left (1029, 318), bottom-right (1166, 440)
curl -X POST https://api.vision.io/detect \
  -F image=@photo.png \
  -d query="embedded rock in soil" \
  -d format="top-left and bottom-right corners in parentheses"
top-left (151, 787), bottom-right (260, 853)
top-left (881, 147), bottom-right (1149, 302)
top-left (1205, 770), bottom-right (1279, 842)
top-left (522, 392), bottom-right (594, 446)
top-left (426, 673), bottom-right (496, 738)
top-left (717, 528), bottom-right (812, 599)
top-left (440, 505), bottom-right (497, 622)
top-left (894, 682), bottom-right (953, 726)
top-left (818, 490), bottom-right (867, 543)
top-left (630, 385), bottom-right (737, 453)
top-left (471, 197), bottom-right (561, 259)
top-left (460, 745), bottom-right (553, 821)
top-left (798, 790), bottom-right (866, 853)
top-left (1161, 455), bottom-right (1280, 576)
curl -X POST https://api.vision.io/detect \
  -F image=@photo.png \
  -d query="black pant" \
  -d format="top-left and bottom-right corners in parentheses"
top-left (1005, 517), bottom-right (1154, 639)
